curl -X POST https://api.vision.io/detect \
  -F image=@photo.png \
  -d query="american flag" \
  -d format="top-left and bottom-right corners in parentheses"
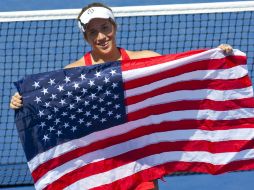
top-left (15, 48), bottom-right (254, 190)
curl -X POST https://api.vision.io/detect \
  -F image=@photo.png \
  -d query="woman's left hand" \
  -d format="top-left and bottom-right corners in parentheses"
top-left (218, 44), bottom-right (233, 54)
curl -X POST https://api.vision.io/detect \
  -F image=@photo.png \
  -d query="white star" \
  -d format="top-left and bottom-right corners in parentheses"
top-left (86, 122), bottom-right (92, 127)
top-left (44, 102), bottom-right (50, 108)
top-left (57, 85), bottom-right (64, 92)
top-left (50, 94), bottom-right (57, 100)
top-left (85, 111), bottom-right (91, 116)
top-left (53, 107), bottom-right (59, 113)
top-left (38, 110), bottom-right (44, 117)
top-left (97, 85), bottom-right (103, 91)
top-left (48, 78), bottom-right (55, 85)
top-left (81, 88), bottom-right (87, 94)
top-left (100, 118), bottom-right (106, 123)
top-left (73, 82), bottom-right (80, 90)
top-left (114, 104), bottom-right (120, 109)
top-left (41, 88), bottom-right (49, 95)
top-left (77, 108), bottom-right (83, 113)
top-left (75, 96), bottom-right (82, 102)
top-left (47, 115), bottom-right (52, 120)
top-left (99, 98), bottom-right (104, 103)
top-left (95, 71), bottom-right (101, 78)
top-left (48, 126), bottom-right (55, 132)
top-left (112, 83), bottom-right (118, 89)
top-left (54, 118), bottom-right (60, 125)
top-left (66, 91), bottom-right (73, 97)
top-left (56, 130), bottom-right (62, 136)
top-left (78, 118), bottom-right (84, 124)
top-left (107, 111), bottom-right (113, 116)
top-left (93, 114), bottom-right (98, 120)
top-left (71, 126), bottom-right (77, 132)
top-left (92, 105), bottom-right (97, 110)
top-left (107, 101), bottom-right (112, 105)
top-left (69, 114), bottom-right (76, 120)
top-left (42, 134), bottom-right (50, 142)
top-left (64, 76), bottom-right (71, 83)
top-left (105, 90), bottom-right (111, 96)
top-left (89, 93), bottom-right (96, 100)
top-left (99, 107), bottom-right (106, 113)
top-left (110, 69), bottom-right (117, 75)
top-left (69, 104), bottom-right (75, 110)
top-left (79, 74), bottom-right (86, 80)
top-left (113, 94), bottom-right (119, 99)
top-left (115, 114), bottom-right (121, 119)
top-left (39, 122), bottom-right (46, 128)
top-left (59, 99), bottom-right (66, 106)
top-left (32, 81), bottom-right (40, 89)
top-left (103, 77), bottom-right (110, 84)
top-left (34, 96), bottom-right (41, 104)
top-left (88, 80), bottom-right (95, 87)
top-left (63, 122), bottom-right (69, 128)
top-left (84, 101), bottom-right (90, 106)
top-left (62, 112), bottom-right (67, 116)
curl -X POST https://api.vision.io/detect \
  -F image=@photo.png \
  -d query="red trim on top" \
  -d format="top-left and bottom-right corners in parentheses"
top-left (83, 48), bottom-right (130, 66)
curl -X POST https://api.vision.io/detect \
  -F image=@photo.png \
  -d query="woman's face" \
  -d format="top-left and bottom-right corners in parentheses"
top-left (85, 18), bottom-right (117, 56)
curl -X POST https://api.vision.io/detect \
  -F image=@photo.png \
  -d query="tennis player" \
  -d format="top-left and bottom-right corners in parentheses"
top-left (10, 2), bottom-right (233, 190)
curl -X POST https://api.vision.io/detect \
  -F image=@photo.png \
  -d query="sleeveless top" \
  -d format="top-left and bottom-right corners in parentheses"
top-left (84, 48), bottom-right (130, 65)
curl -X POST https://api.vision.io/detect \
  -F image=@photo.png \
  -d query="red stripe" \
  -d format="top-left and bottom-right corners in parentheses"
top-left (125, 76), bottom-right (252, 106)
top-left (127, 97), bottom-right (254, 121)
top-left (44, 140), bottom-right (254, 190)
top-left (123, 56), bottom-right (246, 90)
top-left (32, 118), bottom-right (254, 183)
top-left (90, 159), bottom-right (254, 190)
top-left (122, 49), bottom-right (208, 71)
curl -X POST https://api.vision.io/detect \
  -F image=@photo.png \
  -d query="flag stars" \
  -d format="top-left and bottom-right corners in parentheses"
top-left (41, 88), bottom-right (49, 95)
top-left (53, 107), bottom-right (59, 113)
top-left (64, 76), bottom-right (71, 83)
top-left (92, 105), bottom-right (97, 110)
top-left (112, 83), bottom-right (118, 89)
top-left (86, 122), bottom-right (92, 127)
top-left (50, 94), bottom-right (57, 100)
top-left (84, 101), bottom-right (90, 106)
top-left (89, 93), bottom-right (96, 100)
top-left (42, 134), bottom-right (50, 142)
top-left (32, 81), bottom-right (40, 89)
top-left (69, 114), bottom-right (76, 120)
top-left (57, 85), bottom-right (64, 92)
top-left (79, 74), bottom-right (86, 80)
top-left (54, 118), bottom-right (60, 125)
top-left (107, 111), bottom-right (113, 116)
top-left (99, 107), bottom-right (106, 113)
top-left (113, 94), bottom-right (119, 100)
top-left (93, 114), bottom-right (99, 120)
top-left (114, 104), bottom-right (120, 109)
top-left (59, 99), bottom-right (66, 106)
top-left (110, 69), bottom-right (117, 75)
top-left (71, 126), bottom-right (77, 132)
top-left (48, 78), bottom-right (56, 85)
top-left (97, 86), bottom-right (103, 91)
top-left (88, 80), bottom-right (95, 87)
top-left (73, 82), bottom-right (80, 90)
top-left (85, 111), bottom-right (91, 117)
top-left (38, 110), bottom-right (44, 117)
top-left (103, 77), bottom-right (110, 84)
top-left (69, 104), bottom-right (75, 110)
top-left (34, 96), bottom-right (42, 104)
top-left (44, 102), bottom-right (51, 108)
top-left (115, 114), bottom-right (121, 119)
top-left (104, 90), bottom-right (111, 96)
top-left (77, 108), bottom-right (83, 113)
top-left (56, 130), bottom-right (62, 136)
top-left (95, 71), bottom-right (101, 78)
top-left (78, 118), bottom-right (84, 124)
top-left (81, 88), bottom-right (87, 94)
top-left (47, 115), bottom-right (53, 120)
top-left (39, 122), bottom-right (46, 129)
top-left (63, 122), bottom-right (69, 128)
top-left (99, 98), bottom-right (104, 103)
top-left (66, 91), bottom-right (73, 97)
top-left (62, 112), bottom-right (67, 116)
top-left (100, 118), bottom-right (107, 123)
top-left (48, 126), bottom-right (55, 132)
top-left (75, 96), bottom-right (82, 103)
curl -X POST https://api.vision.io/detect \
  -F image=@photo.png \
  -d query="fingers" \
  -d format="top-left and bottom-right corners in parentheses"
top-left (218, 44), bottom-right (233, 55)
top-left (10, 92), bottom-right (23, 110)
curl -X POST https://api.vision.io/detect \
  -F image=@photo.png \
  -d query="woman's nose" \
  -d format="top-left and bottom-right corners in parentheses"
top-left (97, 32), bottom-right (106, 41)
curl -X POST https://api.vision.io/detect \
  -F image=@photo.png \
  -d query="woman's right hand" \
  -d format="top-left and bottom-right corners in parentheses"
top-left (10, 92), bottom-right (23, 110)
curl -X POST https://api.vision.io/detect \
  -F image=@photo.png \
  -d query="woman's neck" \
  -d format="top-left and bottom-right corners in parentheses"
top-left (91, 47), bottom-right (121, 64)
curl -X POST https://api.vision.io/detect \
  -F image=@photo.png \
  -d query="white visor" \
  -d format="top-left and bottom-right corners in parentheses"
top-left (78, 7), bottom-right (115, 33)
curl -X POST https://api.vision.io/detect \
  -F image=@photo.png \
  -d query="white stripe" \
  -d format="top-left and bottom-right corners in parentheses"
top-left (35, 128), bottom-right (254, 190)
top-left (65, 148), bottom-right (254, 190)
top-left (127, 87), bottom-right (254, 113)
top-left (28, 106), bottom-right (254, 173)
top-left (122, 48), bottom-right (245, 82)
top-left (125, 65), bottom-right (248, 98)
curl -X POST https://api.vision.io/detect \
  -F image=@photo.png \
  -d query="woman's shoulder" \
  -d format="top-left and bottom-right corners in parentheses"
top-left (126, 50), bottom-right (161, 59)
top-left (64, 57), bottom-right (85, 69)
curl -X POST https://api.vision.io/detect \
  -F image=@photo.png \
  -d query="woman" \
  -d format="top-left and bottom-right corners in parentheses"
top-left (10, 2), bottom-right (233, 189)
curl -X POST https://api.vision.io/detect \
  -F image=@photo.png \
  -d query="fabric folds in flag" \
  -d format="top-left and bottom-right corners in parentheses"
top-left (14, 48), bottom-right (254, 190)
